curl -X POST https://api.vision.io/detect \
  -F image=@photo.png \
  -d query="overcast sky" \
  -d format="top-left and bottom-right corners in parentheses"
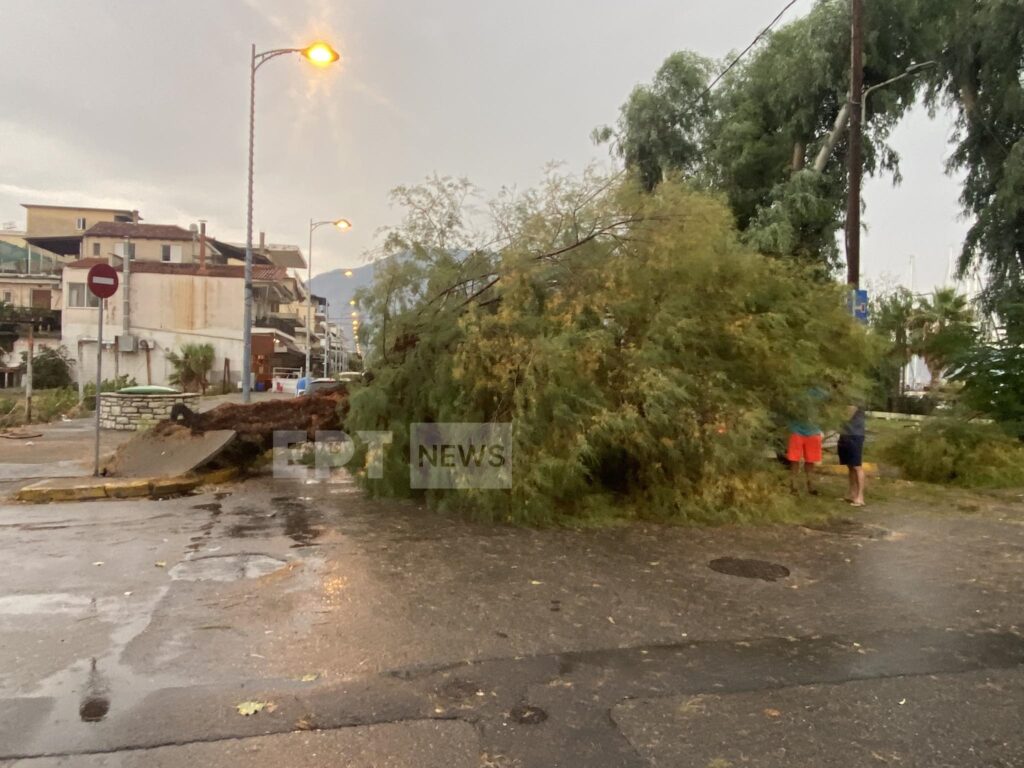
top-left (0, 0), bottom-right (967, 292)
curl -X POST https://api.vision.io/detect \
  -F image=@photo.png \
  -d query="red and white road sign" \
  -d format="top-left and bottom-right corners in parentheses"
top-left (87, 263), bottom-right (119, 299)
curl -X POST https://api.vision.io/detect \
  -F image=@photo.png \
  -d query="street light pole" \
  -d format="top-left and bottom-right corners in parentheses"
top-left (306, 218), bottom-right (352, 378)
top-left (846, 0), bottom-right (864, 291)
top-left (242, 44), bottom-right (257, 402)
top-left (241, 41), bottom-right (340, 403)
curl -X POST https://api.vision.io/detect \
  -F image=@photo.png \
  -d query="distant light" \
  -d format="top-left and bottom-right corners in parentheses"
top-left (351, 311), bottom-right (358, 317)
top-left (344, 270), bottom-right (353, 277)
top-left (333, 219), bottom-right (352, 231)
top-left (302, 42), bottom-right (340, 67)
top-left (349, 299), bottom-right (356, 305)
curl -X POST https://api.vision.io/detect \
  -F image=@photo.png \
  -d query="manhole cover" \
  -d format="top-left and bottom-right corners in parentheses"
top-left (169, 554), bottom-right (288, 582)
top-left (804, 517), bottom-right (888, 539)
top-left (510, 705), bottom-right (548, 725)
top-left (708, 557), bottom-right (790, 582)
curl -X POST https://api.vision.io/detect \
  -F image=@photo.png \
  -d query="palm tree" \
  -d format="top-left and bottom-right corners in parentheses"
top-left (166, 343), bottom-right (215, 394)
top-left (872, 288), bottom-right (915, 396)
top-left (909, 287), bottom-right (976, 385)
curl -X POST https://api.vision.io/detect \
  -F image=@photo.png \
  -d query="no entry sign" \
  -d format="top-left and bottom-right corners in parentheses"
top-left (87, 263), bottom-right (119, 299)
top-left (87, 261), bottom-right (118, 477)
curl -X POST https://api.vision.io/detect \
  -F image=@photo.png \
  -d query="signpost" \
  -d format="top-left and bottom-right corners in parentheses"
top-left (87, 264), bottom-right (119, 476)
top-left (849, 289), bottom-right (869, 324)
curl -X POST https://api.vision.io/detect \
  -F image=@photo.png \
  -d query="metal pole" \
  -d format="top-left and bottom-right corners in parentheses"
top-left (846, 0), bottom-right (864, 289)
top-left (306, 219), bottom-right (313, 376)
top-left (324, 318), bottom-right (330, 377)
top-left (25, 324), bottom-right (33, 424)
top-left (242, 43), bottom-right (256, 403)
top-left (93, 301), bottom-right (103, 476)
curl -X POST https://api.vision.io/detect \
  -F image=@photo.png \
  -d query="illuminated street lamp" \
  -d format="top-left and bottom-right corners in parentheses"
top-left (241, 40), bottom-right (340, 402)
top-left (306, 218), bottom-right (351, 376)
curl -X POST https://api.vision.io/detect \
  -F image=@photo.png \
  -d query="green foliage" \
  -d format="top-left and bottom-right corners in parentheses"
top-left (598, 0), bottom-right (933, 269)
top-left (21, 346), bottom-right (74, 390)
top-left (951, 296), bottom-right (1024, 435)
top-left (867, 285), bottom-right (977, 409)
top-left (166, 343), bottom-right (215, 393)
top-left (599, 0), bottom-right (1024, 290)
top-left (594, 51), bottom-right (715, 193)
top-left (82, 375), bottom-right (138, 411)
top-left (909, 287), bottom-right (976, 382)
top-left (33, 389), bottom-right (78, 422)
top-left (928, 0), bottom-right (1024, 309)
top-left (881, 418), bottom-right (1024, 487)
top-left (348, 173), bottom-right (875, 525)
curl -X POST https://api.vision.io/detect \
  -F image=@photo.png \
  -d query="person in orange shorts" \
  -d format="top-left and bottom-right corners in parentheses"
top-left (787, 418), bottom-right (823, 495)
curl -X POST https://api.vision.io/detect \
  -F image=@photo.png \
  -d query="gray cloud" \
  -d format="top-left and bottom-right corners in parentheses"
top-left (0, 0), bottom-right (964, 292)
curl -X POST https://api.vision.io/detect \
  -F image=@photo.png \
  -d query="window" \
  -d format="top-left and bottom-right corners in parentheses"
top-left (161, 244), bottom-right (182, 263)
top-left (2, 292), bottom-right (11, 304)
top-left (113, 241), bottom-right (135, 260)
top-left (92, 242), bottom-right (100, 256)
top-left (75, 217), bottom-right (86, 231)
top-left (67, 282), bottom-right (100, 308)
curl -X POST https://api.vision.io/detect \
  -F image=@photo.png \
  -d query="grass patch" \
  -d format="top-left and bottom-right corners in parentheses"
top-left (879, 418), bottom-right (1024, 488)
top-left (0, 387), bottom-right (81, 427)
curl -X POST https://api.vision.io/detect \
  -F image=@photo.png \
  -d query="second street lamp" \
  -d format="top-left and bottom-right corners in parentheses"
top-left (241, 40), bottom-right (340, 403)
top-left (306, 218), bottom-right (352, 377)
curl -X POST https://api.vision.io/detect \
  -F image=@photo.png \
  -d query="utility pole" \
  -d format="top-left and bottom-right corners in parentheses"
top-left (846, 0), bottom-right (864, 290)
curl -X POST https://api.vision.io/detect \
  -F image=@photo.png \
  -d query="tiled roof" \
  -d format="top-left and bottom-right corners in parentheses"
top-left (64, 259), bottom-right (287, 282)
top-left (83, 222), bottom-right (193, 241)
top-left (66, 258), bottom-right (114, 269)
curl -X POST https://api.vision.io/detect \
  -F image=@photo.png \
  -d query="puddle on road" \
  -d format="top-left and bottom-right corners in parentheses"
top-left (13, 586), bottom-right (174, 748)
top-left (438, 678), bottom-right (482, 703)
top-left (708, 557), bottom-right (790, 582)
top-left (78, 659), bottom-right (109, 723)
top-left (168, 553), bottom-right (288, 582)
top-left (78, 696), bottom-right (110, 722)
top-left (190, 502), bottom-right (223, 514)
top-left (228, 498), bottom-right (324, 548)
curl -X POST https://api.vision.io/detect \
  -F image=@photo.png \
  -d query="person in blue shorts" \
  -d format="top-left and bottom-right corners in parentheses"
top-left (838, 405), bottom-right (866, 506)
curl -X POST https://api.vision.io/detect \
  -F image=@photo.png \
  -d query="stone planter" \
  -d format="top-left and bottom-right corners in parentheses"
top-left (98, 392), bottom-right (199, 431)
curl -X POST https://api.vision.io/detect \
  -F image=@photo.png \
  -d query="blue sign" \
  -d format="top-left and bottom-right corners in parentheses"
top-left (849, 289), bottom-right (869, 323)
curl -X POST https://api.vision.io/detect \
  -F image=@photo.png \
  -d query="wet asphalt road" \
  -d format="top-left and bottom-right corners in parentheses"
top-left (1, 473), bottom-right (1023, 766)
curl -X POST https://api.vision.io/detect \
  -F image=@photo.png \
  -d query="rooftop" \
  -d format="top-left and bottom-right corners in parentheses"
top-left (65, 258), bottom-right (287, 281)
top-left (22, 203), bottom-right (137, 215)
top-left (84, 222), bottom-right (193, 241)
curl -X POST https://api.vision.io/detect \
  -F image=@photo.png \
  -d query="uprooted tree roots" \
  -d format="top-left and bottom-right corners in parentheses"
top-left (152, 392), bottom-right (350, 468)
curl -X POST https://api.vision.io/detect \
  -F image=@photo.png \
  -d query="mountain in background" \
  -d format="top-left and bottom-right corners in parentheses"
top-left (310, 260), bottom-right (380, 321)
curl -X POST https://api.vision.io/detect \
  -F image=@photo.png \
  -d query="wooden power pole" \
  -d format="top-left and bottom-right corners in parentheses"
top-left (846, 0), bottom-right (865, 289)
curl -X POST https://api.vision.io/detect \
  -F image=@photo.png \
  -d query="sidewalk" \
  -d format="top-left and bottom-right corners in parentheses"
top-left (0, 392), bottom-right (286, 486)
top-left (0, 417), bottom-right (135, 483)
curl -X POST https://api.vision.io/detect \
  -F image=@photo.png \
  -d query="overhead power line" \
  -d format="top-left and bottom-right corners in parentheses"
top-left (699, 0), bottom-right (801, 100)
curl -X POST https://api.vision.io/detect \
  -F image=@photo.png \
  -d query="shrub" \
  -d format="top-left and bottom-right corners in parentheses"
top-left (880, 418), bottom-right (1024, 487)
top-left (82, 375), bottom-right (138, 411)
top-left (22, 346), bottom-right (73, 389)
top-left (33, 389), bottom-right (79, 423)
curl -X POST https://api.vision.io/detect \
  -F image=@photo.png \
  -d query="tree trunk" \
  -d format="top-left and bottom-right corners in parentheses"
top-left (791, 141), bottom-right (806, 172)
top-left (813, 102), bottom-right (851, 173)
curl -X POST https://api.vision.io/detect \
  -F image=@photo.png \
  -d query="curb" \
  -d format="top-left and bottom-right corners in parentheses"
top-left (16, 467), bottom-right (239, 504)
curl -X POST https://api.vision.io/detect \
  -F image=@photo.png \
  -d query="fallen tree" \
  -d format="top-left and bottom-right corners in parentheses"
top-left (158, 391), bottom-right (348, 439)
